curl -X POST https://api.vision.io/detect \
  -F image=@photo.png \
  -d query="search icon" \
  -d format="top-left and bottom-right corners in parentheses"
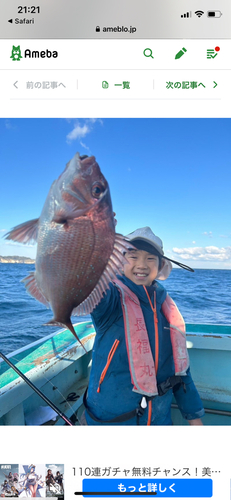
top-left (143, 48), bottom-right (154, 59)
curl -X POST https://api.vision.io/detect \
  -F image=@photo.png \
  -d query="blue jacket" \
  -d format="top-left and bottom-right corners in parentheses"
top-left (86, 275), bottom-right (204, 425)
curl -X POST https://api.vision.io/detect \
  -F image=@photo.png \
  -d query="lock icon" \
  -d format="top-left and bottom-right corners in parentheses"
top-left (95, 26), bottom-right (100, 32)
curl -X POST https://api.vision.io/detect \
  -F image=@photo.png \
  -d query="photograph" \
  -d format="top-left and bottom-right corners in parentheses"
top-left (0, 118), bottom-right (231, 427)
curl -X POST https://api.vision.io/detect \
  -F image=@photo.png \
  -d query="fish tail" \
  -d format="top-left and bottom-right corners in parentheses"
top-left (45, 319), bottom-right (87, 353)
top-left (66, 321), bottom-right (88, 353)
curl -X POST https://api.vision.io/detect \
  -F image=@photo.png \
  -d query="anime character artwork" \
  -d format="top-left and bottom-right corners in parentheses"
top-left (18, 465), bottom-right (45, 498)
top-left (0, 465), bottom-right (63, 498)
top-left (45, 465), bottom-right (64, 499)
top-left (0, 465), bottom-right (19, 497)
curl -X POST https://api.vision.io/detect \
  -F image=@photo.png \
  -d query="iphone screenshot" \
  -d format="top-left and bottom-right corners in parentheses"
top-left (0, 1), bottom-right (231, 499)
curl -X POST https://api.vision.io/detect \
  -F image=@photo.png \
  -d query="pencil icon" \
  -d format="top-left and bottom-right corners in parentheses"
top-left (175, 47), bottom-right (187, 59)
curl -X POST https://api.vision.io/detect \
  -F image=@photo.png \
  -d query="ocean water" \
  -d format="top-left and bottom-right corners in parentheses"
top-left (0, 264), bottom-right (231, 355)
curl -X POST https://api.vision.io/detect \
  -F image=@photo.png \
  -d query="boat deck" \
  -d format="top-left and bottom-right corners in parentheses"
top-left (0, 321), bottom-right (95, 425)
top-left (1, 322), bottom-right (231, 425)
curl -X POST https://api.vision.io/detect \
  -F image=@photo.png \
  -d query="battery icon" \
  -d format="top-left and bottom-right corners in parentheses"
top-left (207, 11), bottom-right (222, 18)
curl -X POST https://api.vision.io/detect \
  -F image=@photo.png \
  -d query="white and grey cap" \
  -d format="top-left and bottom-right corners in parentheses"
top-left (126, 226), bottom-right (194, 281)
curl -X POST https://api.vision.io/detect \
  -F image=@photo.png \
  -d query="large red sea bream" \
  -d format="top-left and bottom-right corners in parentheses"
top-left (6, 153), bottom-right (129, 345)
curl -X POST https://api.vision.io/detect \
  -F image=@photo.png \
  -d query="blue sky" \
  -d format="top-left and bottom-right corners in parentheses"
top-left (1, 118), bottom-right (231, 269)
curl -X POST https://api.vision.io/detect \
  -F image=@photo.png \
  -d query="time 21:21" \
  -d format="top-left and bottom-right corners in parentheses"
top-left (18, 6), bottom-right (40, 14)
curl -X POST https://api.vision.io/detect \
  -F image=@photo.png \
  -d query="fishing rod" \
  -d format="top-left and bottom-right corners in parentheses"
top-left (0, 351), bottom-right (73, 426)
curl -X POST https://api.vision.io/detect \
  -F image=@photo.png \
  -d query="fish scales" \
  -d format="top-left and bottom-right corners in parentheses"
top-left (5, 153), bottom-right (129, 348)
top-left (38, 217), bottom-right (112, 315)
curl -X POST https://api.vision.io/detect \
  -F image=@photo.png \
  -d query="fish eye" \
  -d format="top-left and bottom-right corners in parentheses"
top-left (91, 182), bottom-right (105, 198)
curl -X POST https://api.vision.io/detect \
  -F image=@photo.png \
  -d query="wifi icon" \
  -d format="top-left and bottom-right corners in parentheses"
top-left (195, 10), bottom-right (204, 17)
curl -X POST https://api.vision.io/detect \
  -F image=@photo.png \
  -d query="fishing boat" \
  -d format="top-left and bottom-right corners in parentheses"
top-left (0, 321), bottom-right (95, 426)
top-left (0, 321), bottom-right (231, 426)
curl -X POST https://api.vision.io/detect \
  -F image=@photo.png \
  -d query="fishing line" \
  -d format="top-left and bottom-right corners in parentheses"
top-left (0, 321), bottom-right (92, 424)
top-left (2, 353), bottom-right (81, 422)
top-left (0, 351), bottom-right (73, 426)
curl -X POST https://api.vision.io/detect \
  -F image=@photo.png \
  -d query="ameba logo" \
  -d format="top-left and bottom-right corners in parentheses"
top-left (24, 49), bottom-right (58, 58)
top-left (10, 45), bottom-right (58, 60)
top-left (10, 45), bottom-right (23, 61)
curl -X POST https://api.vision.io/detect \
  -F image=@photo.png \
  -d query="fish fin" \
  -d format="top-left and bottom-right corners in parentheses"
top-left (45, 319), bottom-right (87, 353)
top-left (5, 218), bottom-right (39, 244)
top-left (21, 272), bottom-right (49, 307)
top-left (73, 233), bottom-right (132, 316)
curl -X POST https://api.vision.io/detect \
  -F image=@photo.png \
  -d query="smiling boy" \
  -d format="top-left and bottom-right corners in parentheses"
top-left (124, 249), bottom-right (160, 285)
top-left (83, 227), bottom-right (204, 425)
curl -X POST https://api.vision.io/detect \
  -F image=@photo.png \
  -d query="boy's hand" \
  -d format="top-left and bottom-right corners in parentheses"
top-left (188, 418), bottom-right (203, 426)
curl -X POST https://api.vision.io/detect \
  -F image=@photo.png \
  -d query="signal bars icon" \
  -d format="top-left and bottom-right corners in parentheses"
top-left (181, 11), bottom-right (192, 18)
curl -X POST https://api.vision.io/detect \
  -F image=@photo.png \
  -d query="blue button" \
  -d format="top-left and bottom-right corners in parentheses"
top-left (82, 479), bottom-right (213, 497)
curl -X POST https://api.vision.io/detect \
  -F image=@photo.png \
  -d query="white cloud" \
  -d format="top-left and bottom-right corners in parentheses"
top-left (80, 141), bottom-right (90, 151)
top-left (219, 233), bottom-right (231, 238)
top-left (4, 241), bottom-right (35, 248)
top-left (66, 119), bottom-right (103, 144)
top-left (203, 231), bottom-right (213, 237)
top-left (66, 123), bottom-right (90, 142)
top-left (87, 118), bottom-right (103, 125)
top-left (5, 119), bottom-right (14, 130)
top-left (172, 246), bottom-right (231, 262)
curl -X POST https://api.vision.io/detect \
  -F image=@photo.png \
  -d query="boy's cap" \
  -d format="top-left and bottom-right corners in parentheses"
top-left (126, 226), bottom-right (194, 280)
top-left (126, 227), bottom-right (164, 256)
top-left (125, 227), bottom-right (171, 280)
